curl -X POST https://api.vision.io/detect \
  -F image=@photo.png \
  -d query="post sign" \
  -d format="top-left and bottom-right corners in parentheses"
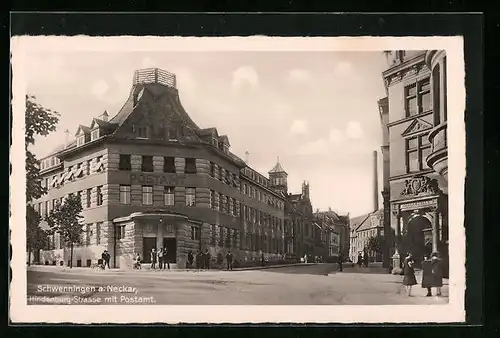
top-left (400, 199), bottom-right (437, 211)
top-left (131, 173), bottom-right (185, 186)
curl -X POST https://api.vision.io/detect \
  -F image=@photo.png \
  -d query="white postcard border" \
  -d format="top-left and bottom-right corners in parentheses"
top-left (10, 36), bottom-right (466, 323)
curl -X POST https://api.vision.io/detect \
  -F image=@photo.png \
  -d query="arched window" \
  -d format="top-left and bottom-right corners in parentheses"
top-left (432, 63), bottom-right (441, 126)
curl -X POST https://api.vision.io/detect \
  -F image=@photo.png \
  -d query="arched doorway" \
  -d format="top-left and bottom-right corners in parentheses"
top-left (402, 215), bottom-right (432, 268)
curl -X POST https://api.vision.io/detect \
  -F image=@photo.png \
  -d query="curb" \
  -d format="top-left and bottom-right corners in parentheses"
top-left (232, 263), bottom-right (318, 271)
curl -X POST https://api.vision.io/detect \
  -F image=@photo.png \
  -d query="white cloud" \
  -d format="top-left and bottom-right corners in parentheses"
top-left (90, 79), bottom-right (110, 98)
top-left (173, 68), bottom-right (197, 92)
top-left (25, 54), bottom-right (71, 88)
top-left (297, 139), bottom-right (328, 155)
top-left (328, 128), bottom-right (343, 144)
top-left (290, 120), bottom-right (308, 135)
top-left (335, 61), bottom-right (352, 75)
top-left (141, 56), bottom-right (158, 69)
top-left (345, 120), bottom-right (364, 139)
top-left (287, 69), bottom-right (313, 84)
top-left (231, 66), bottom-right (259, 90)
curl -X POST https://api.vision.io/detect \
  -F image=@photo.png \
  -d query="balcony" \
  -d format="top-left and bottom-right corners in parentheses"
top-left (133, 68), bottom-right (177, 89)
top-left (426, 122), bottom-right (448, 181)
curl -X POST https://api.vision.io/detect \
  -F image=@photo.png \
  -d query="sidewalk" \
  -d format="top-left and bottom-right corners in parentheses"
top-left (27, 262), bottom-right (318, 274)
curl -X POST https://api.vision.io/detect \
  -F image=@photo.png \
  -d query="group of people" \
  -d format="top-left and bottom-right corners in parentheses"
top-left (100, 250), bottom-right (111, 269)
top-left (216, 251), bottom-right (235, 270)
top-left (402, 252), bottom-right (443, 297)
top-left (148, 247), bottom-right (171, 270)
top-left (188, 249), bottom-right (212, 270)
top-left (357, 252), bottom-right (370, 267)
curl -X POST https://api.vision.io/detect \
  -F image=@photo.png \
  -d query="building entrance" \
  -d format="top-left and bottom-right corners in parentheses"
top-left (143, 237), bottom-right (157, 263)
top-left (402, 216), bottom-right (432, 268)
top-left (163, 238), bottom-right (177, 263)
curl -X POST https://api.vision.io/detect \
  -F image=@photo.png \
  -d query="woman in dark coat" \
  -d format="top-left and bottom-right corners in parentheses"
top-left (431, 252), bottom-right (443, 296)
top-left (403, 252), bottom-right (417, 296)
top-left (421, 255), bottom-right (434, 296)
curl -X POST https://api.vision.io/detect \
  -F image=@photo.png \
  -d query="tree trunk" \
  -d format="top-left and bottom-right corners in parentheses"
top-left (70, 243), bottom-right (74, 268)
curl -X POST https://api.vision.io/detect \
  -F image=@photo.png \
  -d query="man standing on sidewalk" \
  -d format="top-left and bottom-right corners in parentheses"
top-left (338, 247), bottom-right (343, 272)
top-left (226, 250), bottom-right (233, 271)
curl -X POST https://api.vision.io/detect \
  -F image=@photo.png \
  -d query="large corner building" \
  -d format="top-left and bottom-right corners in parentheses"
top-left (379, 51), bottom-right (449, 274)
top-left (31, 68), bottom-right (346, 268)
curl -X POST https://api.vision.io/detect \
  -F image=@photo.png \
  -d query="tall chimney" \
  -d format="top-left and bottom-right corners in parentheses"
top-left (64, 129), bottom-right (70, 148)
top-left (244, 151), bottom-right (249, 164)
top-left (373, 150), bottom-right (379, 212)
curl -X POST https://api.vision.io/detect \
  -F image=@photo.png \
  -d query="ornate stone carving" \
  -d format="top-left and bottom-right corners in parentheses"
top-left (401, 118), bottom-right (434, 136)
top-left (401, 176), bottom-right (440, 197)
top-left (391, 206), bottom-right (400, 217)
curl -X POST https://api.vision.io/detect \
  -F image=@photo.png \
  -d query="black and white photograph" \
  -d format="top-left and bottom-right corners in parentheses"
top-left (10, 36), bottom-right (466, 323)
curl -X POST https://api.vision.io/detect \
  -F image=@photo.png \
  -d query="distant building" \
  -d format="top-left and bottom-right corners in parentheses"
top-left (349, 209), bottom-right (384, 263)
top-left (314, 208), bottom-right (350, 261)
top-left (379, 50), bottom-right (449, 274)
top-left (283, 181), bottom-right (314, 259)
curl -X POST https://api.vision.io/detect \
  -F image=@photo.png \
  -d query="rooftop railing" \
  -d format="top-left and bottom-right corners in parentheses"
top-left (133, 68), bottom-right (177, 88)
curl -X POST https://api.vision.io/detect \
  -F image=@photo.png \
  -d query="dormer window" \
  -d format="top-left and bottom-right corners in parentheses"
top-left (91, 128), bottom-right (100, 141)
top-left (77, 135), bottom-right (85, 146)
top-left (137, 126), bottom-right (149, 139)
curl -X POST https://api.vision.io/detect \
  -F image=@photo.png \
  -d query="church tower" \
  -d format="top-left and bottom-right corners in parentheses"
top-left (269, 157), bottom-right (288, 195)
top-left (301, 181), bottom-right (310, 200)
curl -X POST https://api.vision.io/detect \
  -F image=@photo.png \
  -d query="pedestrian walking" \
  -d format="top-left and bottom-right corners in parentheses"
top-left (338, 254), bottom-right (343, 272)
top-left (157, 248), bottom-right (164, 270)
top-left (217, 252), bottom-right (223, 270)
top-left (204, 249), bottom-right (211, 270)
top-left (431, 252), bottom-right (443, 296)
top-left (102, 250), bottom-right (111, 269)
top-left (402, 252), bottom-right (417, 296)
top-left (363, 249), bottom-right (369, 267)
top-left (187, 251), bottom-right (194, 269)
top-left (357, 253), bottom-right (363, 268)
top-left (226, 250), bottom-right (233, 271)
top-left (150, 248), bottom-right (157, 270)
top-left (421, 254), bottom-right (434, 296)
top-left (196, 250), bottom-right (202, 270)
top-left (163, 246), bottom-right (170, 270)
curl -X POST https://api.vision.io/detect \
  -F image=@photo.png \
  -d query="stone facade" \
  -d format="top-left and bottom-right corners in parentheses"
top-left (31, 68), bottom-right (289, 269)
top-left (380, 51), bottom-right (449, 275)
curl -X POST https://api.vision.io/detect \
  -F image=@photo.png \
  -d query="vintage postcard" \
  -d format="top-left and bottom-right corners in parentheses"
top-left (10, 36), bottom-right (466, 323)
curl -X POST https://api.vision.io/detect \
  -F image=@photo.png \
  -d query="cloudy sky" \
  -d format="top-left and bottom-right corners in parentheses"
top-left (24, 49), bottom-right (388, 217)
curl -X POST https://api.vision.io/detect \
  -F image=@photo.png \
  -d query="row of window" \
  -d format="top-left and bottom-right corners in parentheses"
top-left (209, 161), bottom-right (239, 188)
top-left (240, 203), bottom-right (283, 231)
top-left (82, 222), bottom-right (103, 246)
top-left (118, 155), bottom-right (196, 174)
top-left (118, 185), bottom-right (194, 207)
top-left (39, 156), bottom-right (61, 171)
top-left (35, 186), bottom-right (104, 217)
top-left (240, 231), bottom-right (284, 254)
top-left (208, 190), bottom-right (240, 217)
top-left (241, 167), bottom-right (270, 188)
top-left (210, 225), bottom-right (239, 249)
top-left (241, 183), bottom-right (284, 210)
top-left (42, 156), bottom-right (104, 190)
top-left (76, 128), bottom-right (100, 147)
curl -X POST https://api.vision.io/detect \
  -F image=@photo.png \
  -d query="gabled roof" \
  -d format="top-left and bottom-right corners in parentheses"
top-left (219, 135), bottom-right (230, 146)
top-left (90, 118), bottom-right (117, 130)
top-left (350, 214), bottom-right (370, 232)
top-left (350, 209), bottom-right (384, 233)
top-left (198, 127), bottom-right (219, 137)
top-left (75, 125), bottom-right (91, 136)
